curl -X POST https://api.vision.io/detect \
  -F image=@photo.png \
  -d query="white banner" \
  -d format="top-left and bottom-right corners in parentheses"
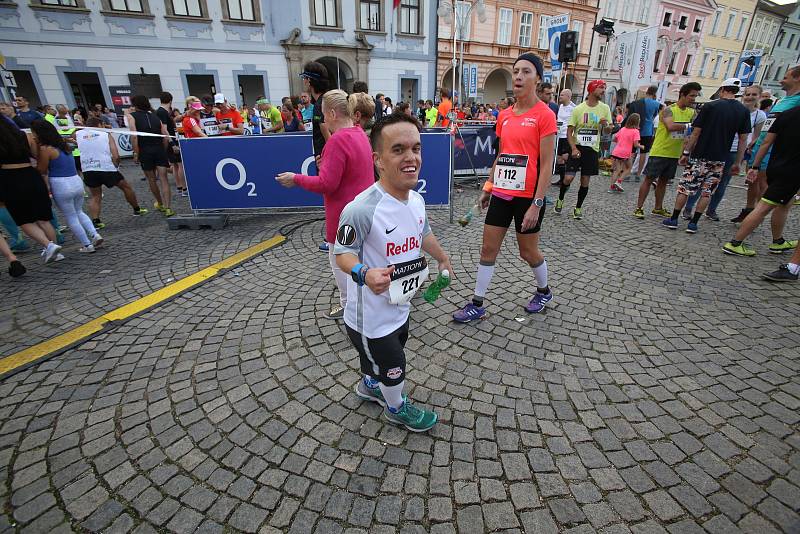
top-left (623, 27), bottom-right (659, 93)
top-left (616, 31), bottom-right (638, 75)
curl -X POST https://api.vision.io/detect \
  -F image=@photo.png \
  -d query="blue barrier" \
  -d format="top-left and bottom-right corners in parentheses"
top-left (451, 126), bottom-right (497, 176)
top-left (179, 131), bottom-right (452, 210)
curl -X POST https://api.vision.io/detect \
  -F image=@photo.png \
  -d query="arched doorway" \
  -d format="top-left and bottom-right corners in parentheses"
top-left (441, 68), bottom-right (462, 98)
top-left (316, 56), bottom-right (354, 93)
top-left (483, 68), bottom-right (511, 103)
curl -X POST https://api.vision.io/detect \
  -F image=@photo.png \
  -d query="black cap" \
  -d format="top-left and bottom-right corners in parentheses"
top-left (201, 95), bottom-right (214, 106)
top-left (514, 53), bottom-right (544, 80)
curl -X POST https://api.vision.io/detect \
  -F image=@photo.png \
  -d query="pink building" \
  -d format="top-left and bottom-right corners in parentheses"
top-left (654, 0), bottom-right (716, 100)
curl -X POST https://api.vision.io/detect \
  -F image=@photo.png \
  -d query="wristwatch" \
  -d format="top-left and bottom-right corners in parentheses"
top-left (533, 198), bottom-right (545, 208)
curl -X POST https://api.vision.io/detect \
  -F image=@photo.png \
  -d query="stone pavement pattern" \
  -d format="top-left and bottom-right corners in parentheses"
top-left (1, 169), bottom-right (799, 533)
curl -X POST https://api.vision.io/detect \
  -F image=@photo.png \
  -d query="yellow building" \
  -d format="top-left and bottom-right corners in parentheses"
top-left (693, 0), bottom-right (759, 101)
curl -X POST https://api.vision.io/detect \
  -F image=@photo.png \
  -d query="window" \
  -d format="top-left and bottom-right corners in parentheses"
top-left (786, 33), bottom-right (794, 48)
top-left (725, 12), bottom-right (736, 37)
top-left (711, 8), bottom-right (722, 35)
top-left (606, 0), bottom-right (617, 20)
top-left (737, 15), bottom-right (749, 40)
top-left (313, 0), bottom-right (337, 27)
top-left (534, 14), bottom-right (547, 49)
top-left (711, 52), bottom-right (723, 78)
top-left (693, 18), bottom-right (701, 32)
top-left (764, 63), bottom-right (772, 81)
top-left (107, 0), bottom-right (143, 12)
top-left (698, 51), bottom-right (709, 76)
top-left (662, 11), bottom-right (672, 27)
top-left (777, 32), bottom-right (785, 47)
top-left (359, 0), bottom-right (380, 31)
top-left (774, 65), bottom-right (783, 81)
top-left (653, 49), bottom-right (662, 72)
top-left (596, 43), bottom-right (607, 68)
top-left (679, 15), bottom-right (687, 30)
top-left (572, 20), bottom-right (583, 53)
top-left (39, 0), bottom-right (80, 6)
top-left (169, 0), bottom-right (203, 17)
top-left (751, 19), bottom-right (762, 44)
top-left (497, 7), bottom-right (512, 45)
top-left (667, 51), bottom-right (678, 74)
top-left (639, 0), bottom-right (647, 23)
top-left (456, 1), bottom-right (472, 40)
top-left (224, 0), bottom-right (257, 21)
top-left (725, 55), bottom-right (736, 78)
top-left (682, 54), bottom-right (692, 75)
top-left (399, 0), bottom-right (419, 34)
top-left (518, 12), bottom-right (533, 48)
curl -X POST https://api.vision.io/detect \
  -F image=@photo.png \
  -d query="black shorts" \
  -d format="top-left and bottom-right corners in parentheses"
top-left (346, 320), bottom-right (409, 387)
top-left (566, 145), bottom-right (600, 176)
top-left (73, 155), bottom-right (82, 173)
top-left (557, 138), bottom-right (571, 156)
top-left (762, 173), bottom-right (800, 206)
top-left (485, 194), bottom-right (546, 234)
top-left (639, 136), bottom-right (654, 153)
top-left (83, 171), bottom-right (124, 189)
top-left (643, 156), bottom-right (679, 181)
top-left (167, 143), bottom-right (182, 164)
top-left (139, 145), bottom-right (169, 171)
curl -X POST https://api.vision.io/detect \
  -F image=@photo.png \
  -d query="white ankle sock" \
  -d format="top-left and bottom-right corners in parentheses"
top-left (788, 263), bottom-right (800, 275)
top-left (380, 381), bottom-right (405, 411)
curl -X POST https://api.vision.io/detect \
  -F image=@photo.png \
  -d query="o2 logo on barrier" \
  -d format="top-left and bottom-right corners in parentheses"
top-left (216, 158), bottom-right (257, 197)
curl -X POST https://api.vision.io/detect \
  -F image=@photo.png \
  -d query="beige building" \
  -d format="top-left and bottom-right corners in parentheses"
top-left (436, 0), bottom-right (600, 104)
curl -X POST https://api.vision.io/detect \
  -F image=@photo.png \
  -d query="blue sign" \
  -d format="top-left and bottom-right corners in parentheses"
top-left (548, 14), bottom-right (570, 72)
top-left (180, 132), bottom-right (452, 210)
top-left (453, 126), bottom-right (497, 176)
top-left (735, 50), bottom-right (762, 86)
top-left (469, 64), bottom-right (478, 98)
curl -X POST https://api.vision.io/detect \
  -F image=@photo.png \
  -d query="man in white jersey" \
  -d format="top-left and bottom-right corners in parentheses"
top-left (553, 89), bottom-right (575, 185)
top-left (335, 113), bottom-right (452, 432)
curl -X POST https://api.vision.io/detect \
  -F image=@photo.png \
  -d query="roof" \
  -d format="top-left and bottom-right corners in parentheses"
top-left (757, 0), bottom-right (798, 18)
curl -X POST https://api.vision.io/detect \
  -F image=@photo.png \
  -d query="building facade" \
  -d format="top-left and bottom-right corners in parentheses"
top-left (758, 1), bottom-right (799, 97)
top-left (0, 0), bottom-right (435, 109)
top-left (435, 0), bottom-right (600, 105)
top-left (652, 0), bottom-right (716, 101)
top-left (587, 0), bottom-right (658, 106)
top-left (692, 0), bottom-right (757, 101)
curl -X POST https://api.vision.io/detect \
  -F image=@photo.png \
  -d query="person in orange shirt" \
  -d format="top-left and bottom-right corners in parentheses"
top-left (214, 95), bottom-right (244, 136)
top-left (435, 89), bottom-right (453, 127)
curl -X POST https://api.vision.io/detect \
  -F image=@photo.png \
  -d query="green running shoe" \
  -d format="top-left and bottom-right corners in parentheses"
top-left (163, 208), bottom-right (176, 217)
top-left (572, 207), bottom-right (583, 220)
top-left (723, 242), bottom-right (756, 257)
top-left (384, 401), bottom-right (438, 432)
top-left (633, 208), bottom-right (645, 219)
top-left (355, 380), bottom-right (386, 407)
top-left (651, 208), bottom-right (670, 217)
top-left (554, 198), bottom-right (563, 214)
top-left (768, 240), bottom-right (798, 254)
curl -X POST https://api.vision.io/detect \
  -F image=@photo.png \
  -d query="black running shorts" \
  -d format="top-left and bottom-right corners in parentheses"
top-left (83, 171), bottom-right (124, 189)
top-left (139, 145), bottom-right (169, 171)
top-left (643, 156), bottom-right (679, 181)
top-left (762, 173), bottom-right (800, 206)
top-left (346, 320), bottom-right (409, 387)
top-left (566, 145), bottom-right (599, 176)
top-left (485, 194), bottom-right (545, 234)
top-left (639, 135), bottom-right (655, 153)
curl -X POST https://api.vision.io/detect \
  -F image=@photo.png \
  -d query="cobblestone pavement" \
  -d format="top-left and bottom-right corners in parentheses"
top-left (1, 168), bottom-right (799, 534)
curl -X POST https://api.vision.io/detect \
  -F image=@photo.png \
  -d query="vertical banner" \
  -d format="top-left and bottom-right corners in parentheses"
top-left (616, 31), bottom-right (638, 77)
top-left (462, 64), bottom-right (470, 96)
top-left (624, 27), bottom-right (658, 95)
top-left (547, 15), bottom-right (570, 72)
top-left (469, 64), bottom-right (478, 98)
top-left (736, 50), bottom-right (763, 86)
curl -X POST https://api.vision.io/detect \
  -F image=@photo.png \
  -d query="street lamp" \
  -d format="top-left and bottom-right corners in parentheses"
top-left (438, 0), bottom-right (487, 105)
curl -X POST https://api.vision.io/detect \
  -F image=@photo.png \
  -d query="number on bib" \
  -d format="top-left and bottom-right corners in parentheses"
top-left (388, 257), bottom-right (429, 305)
top-left (494, 153), bottom-right (529, 191)
top-left (577, 128), bottom-right (598, 147)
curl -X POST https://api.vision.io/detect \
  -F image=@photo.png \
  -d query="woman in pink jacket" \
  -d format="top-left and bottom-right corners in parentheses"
top-left (276, 89), bottom-right (375, 320)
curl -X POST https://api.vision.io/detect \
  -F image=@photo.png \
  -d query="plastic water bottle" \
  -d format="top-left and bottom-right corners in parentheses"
top-left (423, 270), bottom-right (450, 303)
top-left (458, 204), bottom-right (481, 227)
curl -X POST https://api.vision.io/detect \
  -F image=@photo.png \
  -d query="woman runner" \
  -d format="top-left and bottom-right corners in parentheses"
top-left (453, 53), bottom-right (557, 323)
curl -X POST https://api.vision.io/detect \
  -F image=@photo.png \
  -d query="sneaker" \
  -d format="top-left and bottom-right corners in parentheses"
top-left (572, 208), bottom-right (583, 220)
top-left (319, 242), bottom-right (329, 252)
top-left (326, 305), bottom-right (344, 319)
top-left (55, 231), bottom-right (65, 245)
top-left (355, 380), bottom-right (387, 407)
top-left (92, 219), bottom-right (106, 230)
top-left (384, 401), bottom-right (438, 432)
top-left (705, 212), bottom-right (720, 222)
top-left (524, 290), bottom-right (553, 313)
top-left (163, 208), bottom-right (176, 217)
top-left (730, 209), bottom-right (751, 223)
top-left (43, 242), bottom-right (61, 264)
top-left (763, 264), bottom-right (799, 282)
top-left (611, 182), bottom-right (624, 192)
top-left (722, 242), bottom-right (756, 257)
top-left (8, 260), bottom-right (25, 278)
top-left (181, 189), bottom-right (190, 197)
top-left (681, 210), bottom-right (692, 221)
top-left (154, 201), bottom-right (166, 213)
top-left (662, 218), bottom-right (678, 230)
top-left (686, 222), bottom-right (698, 234)
top-left (133, 208), bottom-right (148, 216)
top-left (554, 198), bottom-right (564, 214)
top-left (633, 208), bottom-right (645, 219)
top-left (794, 196), bottom-right (800, 206)
top-left (54, 253), bottom-right (65, 262)
top-left (768, 240), bottom-right (798, 254)
top-left (651, 208), bottom-right (670, 217)
top-left (453, 302), bottom-right (486, 323)
top-left (78, 244), bottom-right (96, 253)
top-left (92, 233), bottom-right (104, 248)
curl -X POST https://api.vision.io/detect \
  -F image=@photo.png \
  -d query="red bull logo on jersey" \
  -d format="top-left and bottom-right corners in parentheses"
top-left (386, 236), bottom-right (420, 257)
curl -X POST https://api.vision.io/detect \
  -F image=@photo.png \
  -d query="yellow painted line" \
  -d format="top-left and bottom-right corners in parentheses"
top-left (0, 234), bottom-right (286, 377)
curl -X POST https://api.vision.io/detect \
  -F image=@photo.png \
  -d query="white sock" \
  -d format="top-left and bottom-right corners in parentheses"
top-left (531, 259), bottom-right (548, 290)
top-left (380, 381), bottom-right (405, 411)
top-left (363, 375), bottom-right (379, 388)
top-left (788, 263), bottom-right (800, 275)
top-left (474, 262), bottom-right (495, 302)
